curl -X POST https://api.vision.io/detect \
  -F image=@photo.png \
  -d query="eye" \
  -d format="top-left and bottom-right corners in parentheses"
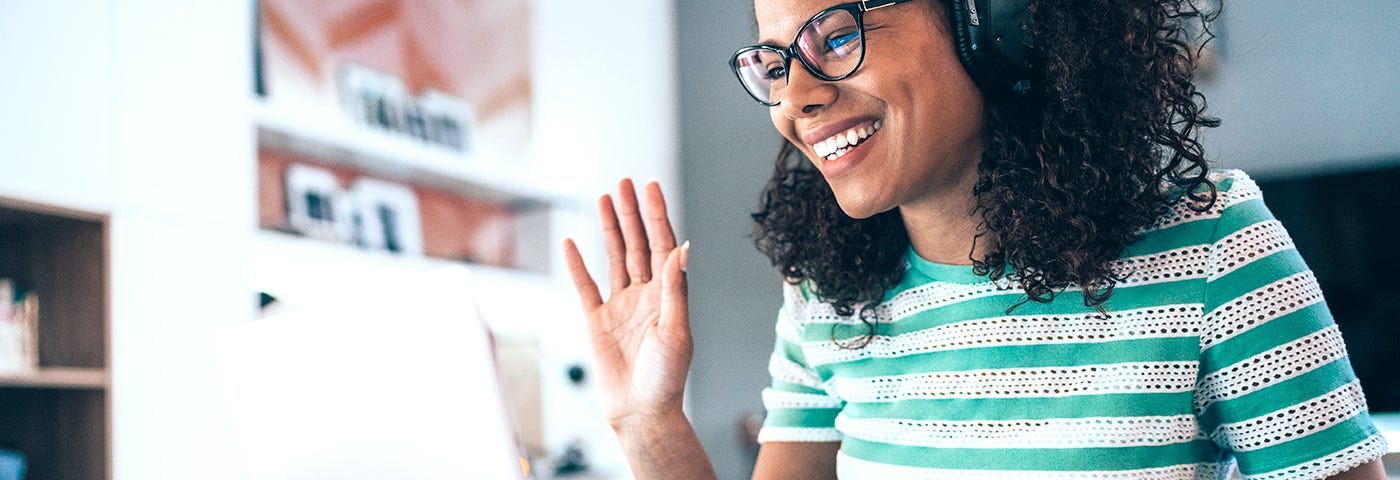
top-left (825, 31), bottom-right (860, 55)
top-left (764, 63), bottom-right (787, 80)
top-left (827, 32), bottom-right (858, 49)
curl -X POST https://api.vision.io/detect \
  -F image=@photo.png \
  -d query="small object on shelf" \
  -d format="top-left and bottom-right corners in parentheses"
top-left (284, 164), bottom-right (353, 243)
top-left (0, 279), bottom-right (38, 374)
top-left (0, 447), bottom-right (26, 480)
top-left (337, 63), bottom-right (477, 154)
top-left (349, 178), bottom-right (423, 255)
top-left (416, 89), bottom-right (476, 154)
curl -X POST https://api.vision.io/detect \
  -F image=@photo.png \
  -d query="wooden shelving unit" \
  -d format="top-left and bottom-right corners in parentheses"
top-left (0, 197), bottom-right (109, 480)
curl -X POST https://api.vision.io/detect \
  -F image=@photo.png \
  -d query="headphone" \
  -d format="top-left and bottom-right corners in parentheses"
top-left (948, 0), bottom-right (1035, 98)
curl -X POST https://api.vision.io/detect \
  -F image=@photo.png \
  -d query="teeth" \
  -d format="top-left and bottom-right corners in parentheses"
top-left (810, 120), bottom-right (882, 161)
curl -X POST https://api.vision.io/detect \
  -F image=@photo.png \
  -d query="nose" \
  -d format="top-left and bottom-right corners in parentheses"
top-left (777, 61), bottom-right (837, 118)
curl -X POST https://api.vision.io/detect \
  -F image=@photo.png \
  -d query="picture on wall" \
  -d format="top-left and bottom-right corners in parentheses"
top-left (257, 0), bottom-right (533, 161)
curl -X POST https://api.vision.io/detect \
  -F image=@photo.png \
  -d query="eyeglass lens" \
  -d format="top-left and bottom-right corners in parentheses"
top-left (734, 8), bottom-right (863, 105)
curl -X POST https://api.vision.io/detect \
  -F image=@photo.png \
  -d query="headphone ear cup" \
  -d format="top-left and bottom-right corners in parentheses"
top-left (950, 0), bottom-right (991, 90)
top-left (948, 0), bottom-right (1034, 98)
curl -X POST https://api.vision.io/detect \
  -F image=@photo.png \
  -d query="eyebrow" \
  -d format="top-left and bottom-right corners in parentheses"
top-left (757, 21), bottom-right (801, 49)
top-left (753, 1), bottom-right (835, 50)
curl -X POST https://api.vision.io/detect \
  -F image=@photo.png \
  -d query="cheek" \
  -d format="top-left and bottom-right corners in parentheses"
top-left (769, 109), bottom-right (783, 129)
top-left (770, 110), bottom-right (801, 148)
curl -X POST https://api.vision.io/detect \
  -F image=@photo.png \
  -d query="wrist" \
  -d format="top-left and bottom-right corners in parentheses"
top-left (610, 408), bottom-right (689, 437)
top-left (610, 409), bottom-right (716, 480)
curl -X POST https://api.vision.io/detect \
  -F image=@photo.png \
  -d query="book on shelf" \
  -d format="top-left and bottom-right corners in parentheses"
top-left (0, 278), bottom-right (39, 374)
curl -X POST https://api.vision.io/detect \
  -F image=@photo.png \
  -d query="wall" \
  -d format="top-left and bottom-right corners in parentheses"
top-left (676, 1), bottom-right (783, 479)
top-left (0, 1), bottom-right (115, 213)
top-left (107, 1), bottom-right (257, 478)
top-left (1200, 0), bottom-right (1400, 179)
top-left (530, 0), bottom-right (680, 474)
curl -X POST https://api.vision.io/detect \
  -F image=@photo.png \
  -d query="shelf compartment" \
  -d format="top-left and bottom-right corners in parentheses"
top-left (0, 388), bottom-right (107, 480)
top-left (0, 198), bottom-right (108, 370)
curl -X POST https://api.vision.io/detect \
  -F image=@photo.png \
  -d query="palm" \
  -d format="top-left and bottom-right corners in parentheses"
top-left (590, 285), bottom-right (686, 418)
top-left (565, 180), bottom-right (691, 424)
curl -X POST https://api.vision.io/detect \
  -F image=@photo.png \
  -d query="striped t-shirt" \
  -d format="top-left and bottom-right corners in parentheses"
top-left (758, 170), bottom-right (1387, 479)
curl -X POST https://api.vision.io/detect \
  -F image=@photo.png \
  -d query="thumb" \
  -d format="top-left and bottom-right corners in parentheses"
top-left (659, 241), bottom-right (690, 338)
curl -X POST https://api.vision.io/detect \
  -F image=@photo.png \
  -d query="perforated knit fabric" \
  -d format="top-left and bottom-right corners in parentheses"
top-left (757, 170), bottom-right (1386, 479)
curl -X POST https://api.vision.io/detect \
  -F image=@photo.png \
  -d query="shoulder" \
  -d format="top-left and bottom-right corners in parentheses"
top-left (1120, 169), bottom-right (1281, 280)
top-left (1136, 169), bottom-right (1264, 237)
top-left (1203, 168), bottom-right (1267, 224)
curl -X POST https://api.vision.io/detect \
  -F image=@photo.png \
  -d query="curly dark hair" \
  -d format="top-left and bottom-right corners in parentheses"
top-left (752, 0), bottom-right (1222, 338)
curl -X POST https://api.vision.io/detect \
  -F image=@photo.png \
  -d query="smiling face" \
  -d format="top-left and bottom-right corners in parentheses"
top-left (756, 0), bottom-right (985, 219)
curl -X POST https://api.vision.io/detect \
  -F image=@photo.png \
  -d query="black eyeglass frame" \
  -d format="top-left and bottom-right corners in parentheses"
top-left (729, 0), bottom-right (911, 106)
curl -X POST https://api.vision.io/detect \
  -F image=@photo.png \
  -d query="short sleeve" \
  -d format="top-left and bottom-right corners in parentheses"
top-left (757, 281), bottom-right (845, 443)
top-left (1193, 170), bottom-right (1388, 479)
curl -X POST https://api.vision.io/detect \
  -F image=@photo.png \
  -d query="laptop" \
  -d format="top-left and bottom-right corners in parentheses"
top-left (221, 266), bottom-right (524, 480)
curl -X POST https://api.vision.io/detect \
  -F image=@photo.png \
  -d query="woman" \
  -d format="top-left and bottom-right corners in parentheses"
top-left (562, 0), bottom-right (1389, 478)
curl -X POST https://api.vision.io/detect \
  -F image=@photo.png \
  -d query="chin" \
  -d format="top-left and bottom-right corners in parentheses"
top-left (830, 188), bottom-right (894, 220)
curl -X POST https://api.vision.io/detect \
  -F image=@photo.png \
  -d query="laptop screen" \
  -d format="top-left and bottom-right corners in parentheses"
top-left (222, 266), bottom-right (525, 480)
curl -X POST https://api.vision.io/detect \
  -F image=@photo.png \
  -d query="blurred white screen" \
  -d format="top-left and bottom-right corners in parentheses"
top-left (221, 266), bottom-right (523, 480)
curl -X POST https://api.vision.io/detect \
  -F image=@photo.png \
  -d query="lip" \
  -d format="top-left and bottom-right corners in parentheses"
top-left (799, 116), bottom-right (883, 147)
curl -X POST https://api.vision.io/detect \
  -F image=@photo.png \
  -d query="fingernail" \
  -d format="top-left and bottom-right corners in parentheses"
top-left (681, 241), bottom-right (690, 273)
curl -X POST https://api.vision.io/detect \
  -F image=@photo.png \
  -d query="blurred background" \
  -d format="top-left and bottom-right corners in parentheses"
top-left (0, 0), bottom-right (1396, 479)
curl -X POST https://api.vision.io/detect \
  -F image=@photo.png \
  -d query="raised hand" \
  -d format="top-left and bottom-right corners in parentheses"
top-left (563, 179), bottom-right (691, 427)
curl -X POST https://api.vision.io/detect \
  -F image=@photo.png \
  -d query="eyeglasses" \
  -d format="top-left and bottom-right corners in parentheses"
top-left (729, 0), bottom-right (911, 106)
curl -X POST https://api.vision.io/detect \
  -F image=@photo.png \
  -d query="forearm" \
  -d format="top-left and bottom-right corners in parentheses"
top-left (613, 411), bottom-right (717, 480)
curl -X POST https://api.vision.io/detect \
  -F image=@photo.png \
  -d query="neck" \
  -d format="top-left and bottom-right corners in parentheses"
top-left (898, 163), bottom-right (991, 266)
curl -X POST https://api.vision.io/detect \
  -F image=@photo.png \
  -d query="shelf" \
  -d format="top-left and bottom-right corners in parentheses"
top-left (0, 368), bottom-right (109, 390)
top-left (253, 100), bottom-right (574, 211)
top-left (252, 230), bottom-right (555, 310)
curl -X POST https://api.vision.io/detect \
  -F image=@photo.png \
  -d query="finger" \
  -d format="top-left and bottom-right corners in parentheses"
top-left (562, 238), bottom-right (604, 310)
top-left (598, 194), bottom-right (629, 292)
top-left (659, 242), bottom-right (691, 343)
top-left (642, 181), bottom-right (678, 278)
top-left (616, 178), bottom-right (652, 283)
